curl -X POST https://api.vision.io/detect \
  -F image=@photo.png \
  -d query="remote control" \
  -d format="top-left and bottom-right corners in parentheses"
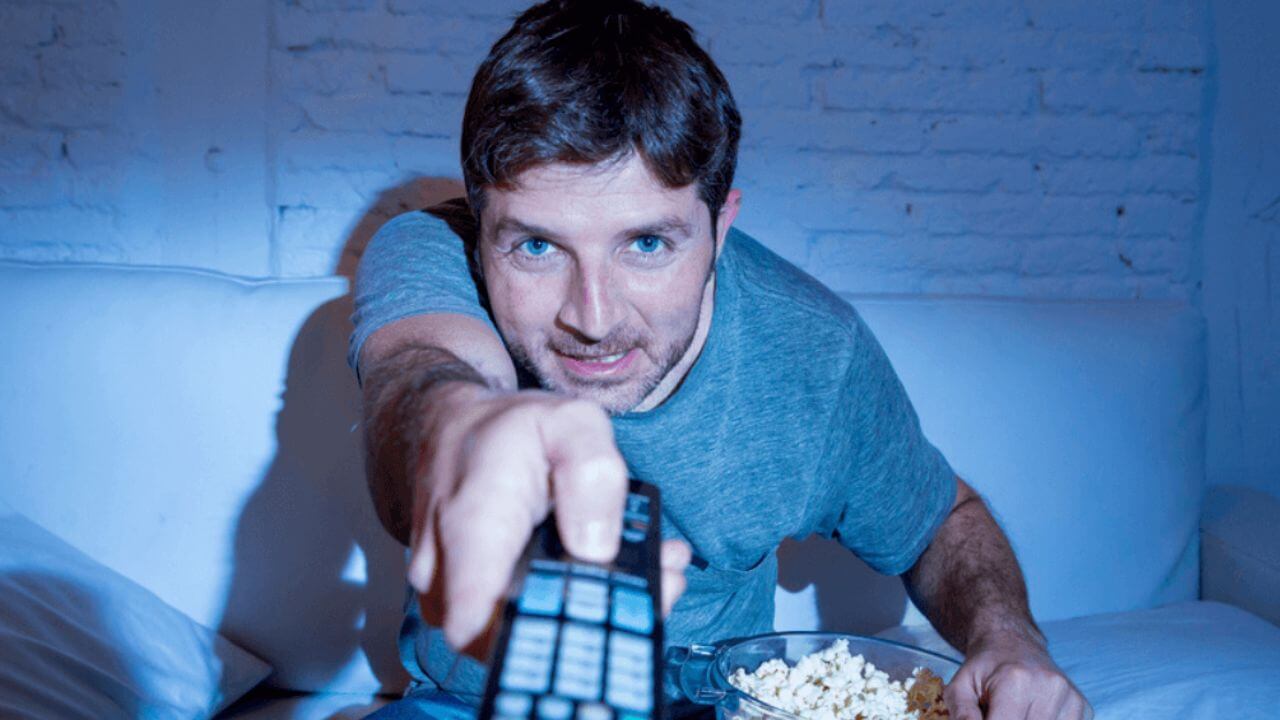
top-left (478, 480), bottom-right (665, 720)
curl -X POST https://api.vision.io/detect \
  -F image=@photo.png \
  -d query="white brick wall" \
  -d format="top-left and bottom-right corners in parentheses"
top-left (1, 0), bottom-right (1208, 301)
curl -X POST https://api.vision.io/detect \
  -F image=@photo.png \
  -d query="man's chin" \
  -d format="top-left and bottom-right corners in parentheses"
top-left (554, 378), bottom-right (650, 415)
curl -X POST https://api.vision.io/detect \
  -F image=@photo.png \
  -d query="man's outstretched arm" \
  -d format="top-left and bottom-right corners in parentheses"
top-left (902, 477), bottom-right (1092, 720)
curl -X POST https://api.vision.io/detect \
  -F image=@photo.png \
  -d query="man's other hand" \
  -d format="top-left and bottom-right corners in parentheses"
top-left (945, 631), bottom-right (1093, 720)
top-left (405, 385), bottom-right (690, 657)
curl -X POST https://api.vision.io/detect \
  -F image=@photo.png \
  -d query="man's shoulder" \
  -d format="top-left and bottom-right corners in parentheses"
top-left (371, 198), bottom-right (476, 248)
top-left (723, 227), bottom-right (862, 342)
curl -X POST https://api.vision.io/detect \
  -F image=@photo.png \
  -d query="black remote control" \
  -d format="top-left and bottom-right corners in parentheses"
top-left (478, 480), bottom-right (665, 720)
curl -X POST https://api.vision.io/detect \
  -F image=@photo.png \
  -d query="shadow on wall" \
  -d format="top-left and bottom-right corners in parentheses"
top-left (217, 177), bottom-right (466, 697)
top-left (777, 535), bottom-right (910, 635)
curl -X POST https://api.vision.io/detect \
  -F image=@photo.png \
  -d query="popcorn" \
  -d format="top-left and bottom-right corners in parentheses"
top-left (726, 639), bottom-right (948, 720)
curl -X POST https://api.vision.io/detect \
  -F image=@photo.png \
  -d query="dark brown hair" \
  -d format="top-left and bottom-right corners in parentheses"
top-left (461, 0), bottom-right (741, 225)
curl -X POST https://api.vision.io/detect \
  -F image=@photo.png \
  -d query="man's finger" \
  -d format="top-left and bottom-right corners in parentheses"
top-left (436, 454), bottom-right (545, 649)
top-left (943, 671), bottom-right (984, 720)
top-left (405, 511), bottom-right (438, 594)
top-left (659, 539), bottom-right (692, 617)
top-left (542, 401), bottom-right (628, 562)
top-left (984, 684), bottom-right (1033, 720)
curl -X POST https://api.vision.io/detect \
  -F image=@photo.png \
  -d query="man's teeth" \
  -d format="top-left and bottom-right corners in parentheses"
top-left (589, 352), bottom-right (625, 363)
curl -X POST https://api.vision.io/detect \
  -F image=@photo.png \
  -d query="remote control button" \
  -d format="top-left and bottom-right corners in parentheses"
top-left (570, 563), bottom-right (610, 580)
top-left (561, 621), bottom-right (606, 650)
top-left (610, 572), bottom-right (648, 589)
top-left (565, 578), bottom-right (609, 624)
top-left (607, 652), bottom-right (649, 677)
top-left (518, 572), bottom-right (565, 617)
top-left (496, 692), bottom-right (533, 717)
top-left (608, 631), bottom-right (652, 664)
top-left (625, 494), bottom-right (649, 517)
top-left (619, 714), bottom-right (648, 720)
top-left (500, 665), bottom-right (550, 694)
top-left (554, 673), bottom-right (601, 701)
top-left (576, 702), bottom-right (613, 720)
top-left (606, 682), bottom-right (652, 714)
top-left (536, 696), bottom-right (573, 720)
top-left (531, 558), bottom-right (569, 574)
top-left (609, 587), bottom-right (653, 634)
top-left (512, 617), bottom-right (558, 644)
top-left (621, 527), bottom-right (646, 544)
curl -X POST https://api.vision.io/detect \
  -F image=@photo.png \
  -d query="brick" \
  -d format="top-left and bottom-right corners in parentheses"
top-left (0, 206), bottom-right (122, 258)
top-left (1038, 116), bottom-right (1143, 158)
top-left (292, 0), bottom-right (380, 11)
top-left (37, 45), bottom-right (128, 90)
top-left (707, 23), bottom-right (915, 69)
top-left (389, 135), bottom-right (462, 176)
top-left (824, 67), bottom-right (1037, 113)
top-left (664, 0), bottom-right (819, 27)
top-left (1117, 195), bottom-right (1198, 236)
top-left (275, 167), bottom-right (405, 208)
top-left (298, 93), bottom-right (462, 136)
top-left (822, 0), bottom-right (1026, 30)
top-left (1019, 235), bottom-right (1124, 276)
top-left (0, 84), bottom-right (118, 129)
top-left (917, 29), bottom-right (1050, 71)
top-left (279, 129), bottom-right (392, 171)
top-left (384, 53), bottom-right (480, 96)
top-left (722, 63), bottom-right (812, 110)
top-left (787, 187), bottom-right (923, 234)
top-left (1143, 0), bottom-right (1208, 32)
top-left (275, 49), bottom-right (385, 97)
top-left (53, 1), bottom-right (121, 48)
top-left (387, 0), bottom-right (526, 17)
top-left (884, 155), bottom-right (1039, 194)
top-left (63, 129), bottom-right (130, 169)
top-left (0, 128), bottom-right (63, 172)
top-left (1024, 0), bottom-right (1145, 30)
top-left (0, 4), bottom-right (58, 48)
top-left (1137, 32), bottom-right (1206, 72)
top-left (273, 4), bottom-right (502, 56)
top-left (914, 193), bottom-right (1120, 236)
top-left (1041, 70), bottom-right (1203, 115)
top-left (1118, 235), bottom-right (1192, 278)
top-left (743, 109), bottom-right (931, 153)
top-left (1036, 155), bottom-right (1199, 196)
top-left (1137, 117), bottom-right (1200, 156)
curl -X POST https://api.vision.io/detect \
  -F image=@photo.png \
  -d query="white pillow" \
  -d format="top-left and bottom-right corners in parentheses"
top-left (876, 601), bottom-right (1280, 719)
top-left (0, 504), bottom-right (272, 719)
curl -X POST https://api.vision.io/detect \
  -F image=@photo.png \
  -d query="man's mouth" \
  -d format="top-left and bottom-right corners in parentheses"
top-left (556, 348), bottom-right (637, 378)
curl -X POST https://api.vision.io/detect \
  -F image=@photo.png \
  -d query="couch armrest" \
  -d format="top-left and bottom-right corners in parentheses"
top-left (1200, 485), bottom-right (1280, 627)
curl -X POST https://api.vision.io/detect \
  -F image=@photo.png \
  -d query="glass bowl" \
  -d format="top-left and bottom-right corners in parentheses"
top-left (668, 631), bottom-right (961, 720)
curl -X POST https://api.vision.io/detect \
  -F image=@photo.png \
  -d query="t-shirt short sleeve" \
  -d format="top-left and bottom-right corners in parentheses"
top-left (347, 208), bottom-right (498, 382)
top-left (818, 311), bottom-right (957, 576)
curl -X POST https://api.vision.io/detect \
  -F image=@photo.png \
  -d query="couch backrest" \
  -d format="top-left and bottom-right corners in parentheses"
top-left (776, 296), bottom-right (1206, 631)
top-left (0, 261), bottom-right (407, 695)
top-left (0, 262), bottom-right (1207, 695)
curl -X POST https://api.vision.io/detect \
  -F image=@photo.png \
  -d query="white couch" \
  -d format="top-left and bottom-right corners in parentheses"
top-left (1, 259), bottom-right (1277, 719)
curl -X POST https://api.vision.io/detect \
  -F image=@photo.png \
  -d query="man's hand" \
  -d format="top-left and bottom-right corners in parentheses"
top-left (946, 630), bottom-right (1092, 720)
top-left (406, 383), bottom-right (690, 655)
top-left (902, 477), bottom-right (1092, 720)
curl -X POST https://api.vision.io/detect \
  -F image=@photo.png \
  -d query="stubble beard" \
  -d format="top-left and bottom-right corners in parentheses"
top-left (506, 317), bottom-right (700, 416)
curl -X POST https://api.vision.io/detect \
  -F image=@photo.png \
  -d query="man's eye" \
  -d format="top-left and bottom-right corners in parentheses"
top-left (630, 235), bottom-right (665, 253)
top-left (518, 238), bottom-right (553, 256)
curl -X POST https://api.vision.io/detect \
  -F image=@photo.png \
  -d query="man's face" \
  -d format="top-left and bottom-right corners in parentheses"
top-left (479, 154), bottom-right (739, 414)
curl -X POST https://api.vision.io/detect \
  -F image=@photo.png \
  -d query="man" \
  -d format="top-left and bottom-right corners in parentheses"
top-left (353, 1), bottom-right (1091, 718)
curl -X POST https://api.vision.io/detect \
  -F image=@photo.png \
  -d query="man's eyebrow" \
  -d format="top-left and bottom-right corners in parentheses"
top-left (491, 218), bottom-right (560, 239)
top-left (491, 215), bottom-right (696, 240)
top-left (624, 217), bottom-right (694, 238)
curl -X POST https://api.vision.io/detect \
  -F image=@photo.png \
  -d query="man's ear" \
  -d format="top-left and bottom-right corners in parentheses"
top-left (714, 188), bottom-right (743, 259)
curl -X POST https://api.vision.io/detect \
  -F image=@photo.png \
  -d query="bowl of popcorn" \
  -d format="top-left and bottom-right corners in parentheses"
top-left (668, 632), bottom-right (960, 720)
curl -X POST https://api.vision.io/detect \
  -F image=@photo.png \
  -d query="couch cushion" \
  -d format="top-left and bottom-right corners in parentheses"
top-left (876, 600), bottom-right (1280, 719)
top-left (777, 297), bottom-right (1205, 630)
top-left (0, 502), bottom-right (272, 718)
top-left (0, 261), bottom-right (408, 695)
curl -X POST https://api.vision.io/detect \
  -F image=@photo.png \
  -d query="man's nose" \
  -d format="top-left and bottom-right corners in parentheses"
top-left (557, 264), bottom-right (622, 341)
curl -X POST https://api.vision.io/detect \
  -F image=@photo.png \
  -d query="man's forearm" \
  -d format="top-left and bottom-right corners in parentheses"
top-left (902, 479), bottom-right (1044, 654)
top-left (361, 345), bottom-right (489, 545)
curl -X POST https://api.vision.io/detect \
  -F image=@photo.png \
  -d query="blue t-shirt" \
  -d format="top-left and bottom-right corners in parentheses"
top-left (349, 203), bottom-right (956, 704)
